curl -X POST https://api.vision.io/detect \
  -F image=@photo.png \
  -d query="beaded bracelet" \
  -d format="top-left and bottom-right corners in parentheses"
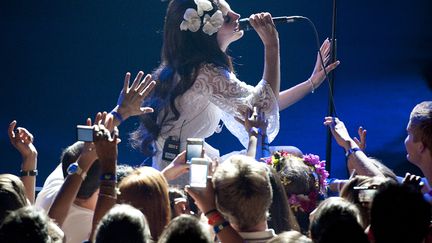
top-left (213, 221), bottom-right (230, 234)
top-left (308, 78), bottom-right (315, 93)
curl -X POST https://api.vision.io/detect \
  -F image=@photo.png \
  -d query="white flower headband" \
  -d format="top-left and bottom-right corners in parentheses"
top-left (180, 0), bottom-right (224, 36)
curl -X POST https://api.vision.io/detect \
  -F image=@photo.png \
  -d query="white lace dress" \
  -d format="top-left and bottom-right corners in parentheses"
top-left (152, 63), bottom-right (279, 185)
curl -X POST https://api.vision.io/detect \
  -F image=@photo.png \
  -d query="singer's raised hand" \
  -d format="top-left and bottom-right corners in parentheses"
top-left (248, 12), bottom-right (279, 47)
top-left (309, 39), bottom-right (340, 89)
top-left (249, 12), bottom-right (280, 99)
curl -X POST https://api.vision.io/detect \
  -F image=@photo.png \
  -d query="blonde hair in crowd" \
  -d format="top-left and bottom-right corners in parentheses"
top-left (118, 167), bottom-right (171, 240)
top-left (212, 155), bottom-right (272, 230)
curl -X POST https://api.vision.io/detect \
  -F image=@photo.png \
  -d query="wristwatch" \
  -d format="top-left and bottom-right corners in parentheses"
top-left (67, 162), bottom-right (87, 180)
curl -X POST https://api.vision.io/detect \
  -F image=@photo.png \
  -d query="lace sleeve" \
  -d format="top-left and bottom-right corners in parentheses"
top-left (193, 63), bottom-right (279, 148)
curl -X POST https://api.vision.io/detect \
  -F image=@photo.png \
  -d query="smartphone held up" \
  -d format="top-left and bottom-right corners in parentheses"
top-left (76, 125), bottom-right (93, 142)
top-left (186, 138), bottom-right (204, 162)
top-left (186, 138), bottom-right (209, 188)
top-left (189, 158), bottom-right (209, 188)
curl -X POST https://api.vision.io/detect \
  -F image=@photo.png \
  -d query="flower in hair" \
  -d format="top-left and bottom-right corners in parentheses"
top-left (303, 153), bottom-right (329, 194)
top-left (214, 0), bottom-right (228, 16)
top-left (265, 150), bottom-right (291, 171)
top-left (202, 10), bottom-right (223, 35)
top-left (194, 0), bottom-right (213, 16)
top-left (180, 0), bottom-right (224, 35)
top-left (180, 8), bottom-right (202, 32)
top-left (265, 151), bottom-right (329, 213)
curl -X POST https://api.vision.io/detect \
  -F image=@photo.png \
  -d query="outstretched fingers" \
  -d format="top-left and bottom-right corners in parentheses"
top-left (17, 127), bottom-right (34, 144)
top-left (8, 120), bottom-right (17, 140)
top-left (123, 72), bottom-right (131, 93)
top-left (140, 79), bottom-right (156, 97)
top-left (136, 74), bottom-right (152, 94)
top-left (325, 60), bottom-right (340, 73)
top-left (323, 116), bottom-right (338, 126)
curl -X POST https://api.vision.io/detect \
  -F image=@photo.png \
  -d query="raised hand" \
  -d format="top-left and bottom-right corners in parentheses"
top-left (309, 39), bottom-right (340, 90)
top-left (93, 111), bottom-right (115, 132)
top-left (112, 71), bottom-right (156, 124)
top-left (77, 111), bottom-right (115, 171)
top-left (323, 117), bottom-right (355, 150)
top-left (245, 107), bottom-right (268, 135)
top-left (8, 120), bottom-right (37, 159)
top-left (88, 117), bottom-right (119, 241)
top-left (353, 126), bottom-right (367, 151)
top-left (248, 12), bottom-right (279, 47)
top-left (402, 172), bottom-right (424, 192)
top-left (235, 107), bottom-right (268, 134)
top-left (93, 123), bottom-right (118, 167)
top-left (8, 120), bottom-right (37, 203)
top-left (185, 178), bottom-right (216, 215)
top-left (161, 151), bottom-right (190, 181)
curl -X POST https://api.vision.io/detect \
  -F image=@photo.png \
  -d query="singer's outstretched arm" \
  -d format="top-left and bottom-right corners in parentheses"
top-left (248, 12), bottom-right (280, 100)
top-left (278, 39), bottom-right (340, 111)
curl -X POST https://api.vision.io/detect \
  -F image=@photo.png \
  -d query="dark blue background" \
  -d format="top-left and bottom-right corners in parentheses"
top-left (1, 0), bottom-right (431, 185)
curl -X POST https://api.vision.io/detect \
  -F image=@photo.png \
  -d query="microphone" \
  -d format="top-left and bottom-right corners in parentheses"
top-left (238, 16), bottom-right (304, 31)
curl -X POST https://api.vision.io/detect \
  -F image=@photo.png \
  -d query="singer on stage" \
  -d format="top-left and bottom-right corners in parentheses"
top-left (129, 0), bottom-right (339, 185)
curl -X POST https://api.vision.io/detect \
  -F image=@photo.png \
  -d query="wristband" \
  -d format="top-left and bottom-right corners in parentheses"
top-left (110, 111), bottom-right (124, 123)
top-left (20, 169), bottom-right (38, 177)
top-left (345, 147), bottom-right (361, 158)
top-left (262, 137), bottom-right (270, 147)
top-left (204, 209), bottom-right (218, 216)
top-left (249, 127), bottom-right (262, 136)
top-left (99, 193), bottom-right (117, 200)
top-left (99, 184), bottom-right (116, 189)
top-left (213, 221), bottom-right (230, 234)
top-left (100, 173), bottom-right (117, 181)
top-left (207, 212), bottom-right (223, 225)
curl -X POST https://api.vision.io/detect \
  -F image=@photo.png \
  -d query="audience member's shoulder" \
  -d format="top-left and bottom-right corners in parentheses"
top-left (267, 230), bottom-right (312, 243)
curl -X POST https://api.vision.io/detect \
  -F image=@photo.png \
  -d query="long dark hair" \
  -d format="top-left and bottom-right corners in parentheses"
top-left (131, 0), bottom-right (233, 156)
top-left (267, 167), bottom-right (301, 233)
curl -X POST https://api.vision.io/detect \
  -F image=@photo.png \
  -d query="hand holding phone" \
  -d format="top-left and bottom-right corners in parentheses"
top-left (186, 138), bottom-right (204, 162)
top-left (354, 186), bottom-right (378, 203)
top-left (189, 158), bottom-right (209, 188)
top-left (77, 125), bottom-right (93, 142)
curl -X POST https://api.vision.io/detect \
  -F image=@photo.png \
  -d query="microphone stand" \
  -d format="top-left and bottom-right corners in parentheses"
top-left (325, 0), bottom-right (338, 173)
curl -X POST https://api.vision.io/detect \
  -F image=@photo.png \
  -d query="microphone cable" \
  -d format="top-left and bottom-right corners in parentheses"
top-left (295, 16), bottom-right (338, 117)
top-left (263, 16), bottom-right (338, 117)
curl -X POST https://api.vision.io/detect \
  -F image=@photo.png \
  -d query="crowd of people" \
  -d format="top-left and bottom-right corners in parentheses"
top-left (1, 0), bottom-right (431, 242)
